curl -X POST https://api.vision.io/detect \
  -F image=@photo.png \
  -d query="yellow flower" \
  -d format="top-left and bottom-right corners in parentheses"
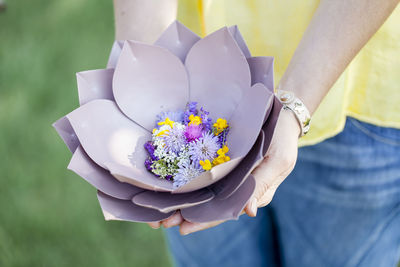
top-left (212, 155), bottom-right (231, 166)
top-left (212, 145), bottom-right (230, 166)
top-left (156, 130), bottom-right (169, 137)
top-left (213, 118), bottom-right (228, 135)
top-left (188, 114), bottom-right (202, 126)
top-left (157, 117), bottom-right (175, 128)
top-left (217, 145), bottom-right (229, 155)
top-left (199, 159), bottom-right (212, 171)
top-left (212, 156), bottom-right (224, 165)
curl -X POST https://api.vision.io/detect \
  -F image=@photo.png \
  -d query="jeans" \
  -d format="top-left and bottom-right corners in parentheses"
top-left (165, 117), bottom-right (400, 267)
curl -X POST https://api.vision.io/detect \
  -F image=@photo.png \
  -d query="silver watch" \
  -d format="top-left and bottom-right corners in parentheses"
top-left (276, 89), bottom-right (311, 137)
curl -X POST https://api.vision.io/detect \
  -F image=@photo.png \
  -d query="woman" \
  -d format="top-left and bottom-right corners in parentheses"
top-left (113, 0), bottom-right (400, 266)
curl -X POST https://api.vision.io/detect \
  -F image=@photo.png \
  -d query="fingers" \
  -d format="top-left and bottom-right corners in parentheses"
top-left (147, 211), bottom-right (184, 230)
top-left (147, 221), bottom-right (161, 229)
top-left (162, 211), bottom-right (184, 228)
top-left (149, 211), bottom-right (246, 234)
top-left (257, 185), bottom-right (279, 208)
top-left (179, 220), bottom-right (225, 235)
top-left (149, 218), bottom-right (224, 235)
top-left (244, 197), bottom-right (258, 217)
top-left (245, 144), bottom-right (296, 215)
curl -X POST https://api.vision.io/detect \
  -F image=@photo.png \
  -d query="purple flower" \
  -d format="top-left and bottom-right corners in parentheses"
top-left (144, 158), bottom-right (153, 171)
top-left (217, 126), bottom-right (230, 145)
top-left (162, 126), bottom-right (186, 153)
top-left (156, 110), bottom-right (184, 126)
top-left (173, 160), bottom-right (203, 188)
top-left (200, 107), bottom-right (213, 132)
top-left (183, 101), bottom-right (198, 124)
top-left (184, 124), bottom-right (203, 142)
top-left (144, 141), bottom-right (158, 161)
top-left (188, 132), bottom-right (220, 163)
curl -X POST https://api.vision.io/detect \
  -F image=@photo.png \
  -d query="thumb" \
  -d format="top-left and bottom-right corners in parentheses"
top-left (244, 153), bottom-right (294, 217)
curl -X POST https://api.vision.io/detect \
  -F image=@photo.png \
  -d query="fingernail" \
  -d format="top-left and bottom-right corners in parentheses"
top-left (180, 228), bottom-right (190, 235)
top-left (148, 222), bottom-right (160, 229)
top-left (250, 199), bottom-right (258, 216)
top-left (180, 224), bottom-right (201, 236)
top-left (163, 217), bottom-right (177, 228)
top-left (181, 226), bottom-right (197, 236)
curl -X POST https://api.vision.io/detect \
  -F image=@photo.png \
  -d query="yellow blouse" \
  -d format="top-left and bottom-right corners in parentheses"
top-left (177, 0), bottom-right (400, 146)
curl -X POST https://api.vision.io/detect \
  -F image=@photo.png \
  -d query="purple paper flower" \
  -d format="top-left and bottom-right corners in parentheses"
top-left (188, 132), bottom-right (220, 163)
top-left (53, 21), bottom-right (277, 225)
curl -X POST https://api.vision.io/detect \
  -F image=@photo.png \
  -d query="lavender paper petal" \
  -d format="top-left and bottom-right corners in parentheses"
top-left (227, 25), bottom-right (251, 58)
top-left (68, 146), bottom-right (143, 200)
top-left (185, 27), bottom-right (251, 120)
top-left (66, 99), bottom-right (149, 169)
top-left (107, 40), bottom-right (124, 69)
top-left (247, 56), bottom-right (274, 92)
top-left (105, 162), bottom-right (173, 192)
top-left (262, 96), bottom-right (282, 156)
top-left (262, 91), bottom-right (275, 125)
top-left (113, 40), bottom-right (189, 131)
top-left (171, 158), bottom-right (242, 194)
top-left (154, 21), bottom-right (200, 62)
top-left (227, 83), bottom-right (273, 159)
top-left (52, 116), bottom-right (80, 153)
top-left (65, 99), bottom-right (173, 191)
top-left (213, 131), bottom-right (264, 200)
top-left (181, 174), bottom-right (256, 223)
top-left (209, 157), bottom-right (243, 181)
top-left (97, 191), bottom-right (173, 222)
top-left (76, 69), bottom-right (114, 106)
top-left (132, 188), bottom-right (214, 213)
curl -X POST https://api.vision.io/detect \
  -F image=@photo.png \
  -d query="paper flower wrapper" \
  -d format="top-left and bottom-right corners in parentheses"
top-left (53, 21), bottom-right (282, 223)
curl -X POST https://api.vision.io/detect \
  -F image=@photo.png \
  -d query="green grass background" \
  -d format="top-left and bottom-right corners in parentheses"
top-left (0, 0), bottom-right (172, 266)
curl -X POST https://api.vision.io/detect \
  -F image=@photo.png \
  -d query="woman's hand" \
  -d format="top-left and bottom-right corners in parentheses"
top-left (155, 109), bottom-right (300, 235)
top-left (244, 109), bottom-right (299, 217)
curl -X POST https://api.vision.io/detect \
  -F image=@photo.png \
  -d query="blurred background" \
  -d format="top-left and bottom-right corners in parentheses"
top-left (0, 0), bottom-right (172, 266)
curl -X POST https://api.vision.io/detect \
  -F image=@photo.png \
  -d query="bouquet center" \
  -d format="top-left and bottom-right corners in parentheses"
top-left (144, 102), bottom-right (230, 188)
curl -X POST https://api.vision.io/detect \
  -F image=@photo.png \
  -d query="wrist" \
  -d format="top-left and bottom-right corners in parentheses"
top-left (113, 0), bottom-right (177, 42)
top-left (279, 108), bottom-right (302, 138)
top-left (276, 89), bottom-right (311, 137)
top-left (277, 76), bottom-right (322, 115)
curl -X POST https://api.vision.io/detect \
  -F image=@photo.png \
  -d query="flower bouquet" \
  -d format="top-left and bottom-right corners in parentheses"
top-left (53, 21), bottom-right (282, 223)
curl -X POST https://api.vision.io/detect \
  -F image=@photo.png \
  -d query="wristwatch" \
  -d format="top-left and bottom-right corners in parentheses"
top-left (276, 89), bottom-right (311, 137)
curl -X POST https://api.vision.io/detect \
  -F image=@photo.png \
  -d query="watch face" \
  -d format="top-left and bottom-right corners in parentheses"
top-left (277, 90), bottom-right (311, 137)
top-left (278, 90), bottom-right (294, 104)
